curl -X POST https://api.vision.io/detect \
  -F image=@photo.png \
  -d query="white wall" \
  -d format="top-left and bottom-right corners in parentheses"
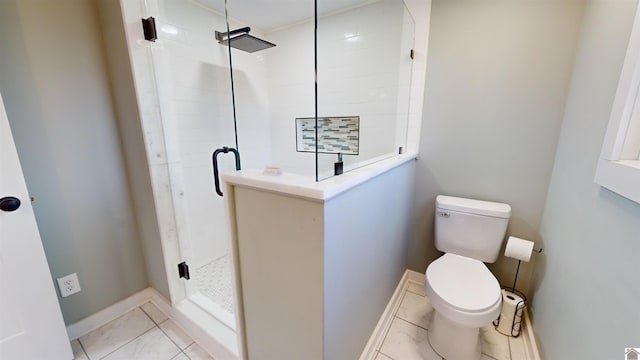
top-left (410, 0), bottom-right (585, 295)
top-left (0, 0), bottom-right (148, 324)
top-left (531, 0), bottom-right (640, 357)
top-left (263, 20), bottom-right (315, 176)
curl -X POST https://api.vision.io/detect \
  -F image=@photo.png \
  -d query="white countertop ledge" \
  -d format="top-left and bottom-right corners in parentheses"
top-left (221, 153), bottom-right (417, 201)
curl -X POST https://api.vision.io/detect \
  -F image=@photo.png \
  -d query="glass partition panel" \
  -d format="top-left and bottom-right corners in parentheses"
top-left (316, 0), bottom-right (415, 180)
top-left (211, 0), bottom-right (317, 177)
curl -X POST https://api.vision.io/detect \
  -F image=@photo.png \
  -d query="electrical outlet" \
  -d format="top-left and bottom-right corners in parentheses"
top-left (57, 273), bottom-right (81, 297)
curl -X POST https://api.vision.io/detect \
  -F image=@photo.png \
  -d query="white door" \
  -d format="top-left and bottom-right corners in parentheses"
top-left (0, 92), bottom-right (72, 359)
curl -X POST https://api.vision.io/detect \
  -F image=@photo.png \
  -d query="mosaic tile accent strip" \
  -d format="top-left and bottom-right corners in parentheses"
top-left (296, 116), bottom-right (360, 155)
top-left (193, 255), bottom-right (234, 314)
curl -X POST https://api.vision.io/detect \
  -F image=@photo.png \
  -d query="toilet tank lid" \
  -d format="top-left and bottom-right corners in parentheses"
top-left (436, 195), bottom-right (511, 218)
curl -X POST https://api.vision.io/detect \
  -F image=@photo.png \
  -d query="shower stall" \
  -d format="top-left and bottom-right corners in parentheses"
top-left (119, 0), bottom-right (423, 357)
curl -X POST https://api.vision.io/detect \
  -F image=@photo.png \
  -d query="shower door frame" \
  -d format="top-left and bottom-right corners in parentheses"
top-left (117, 0), bottom-right (245, 359)
top-left (135, 0), bottom-right (242, 318)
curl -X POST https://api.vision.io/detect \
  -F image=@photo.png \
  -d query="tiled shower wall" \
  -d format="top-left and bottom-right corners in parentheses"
top-left (266, 0), bottom-right (415, 176)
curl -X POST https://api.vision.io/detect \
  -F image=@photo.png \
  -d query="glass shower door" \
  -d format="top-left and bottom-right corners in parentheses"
top-left (144, 0), bottom-right (241, 325)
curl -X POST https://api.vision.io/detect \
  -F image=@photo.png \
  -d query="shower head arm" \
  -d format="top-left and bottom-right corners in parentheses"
top-left (215, 27), bottom-right (251, 41)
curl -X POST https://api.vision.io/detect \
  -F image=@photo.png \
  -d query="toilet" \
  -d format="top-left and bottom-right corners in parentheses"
top-left (425, 195), bottom-right (511, 360)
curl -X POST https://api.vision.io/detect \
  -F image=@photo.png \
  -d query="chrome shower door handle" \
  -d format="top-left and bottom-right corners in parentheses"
top-left (212, 146), bottom-right (241, 197)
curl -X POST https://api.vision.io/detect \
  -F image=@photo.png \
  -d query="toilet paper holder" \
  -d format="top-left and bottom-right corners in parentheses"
top-left (495, 244), bottom-right (542, 338)
top-left (510, 247), bottom-right (543, 294)
top-left (494, 287), bottom-right (527, 337)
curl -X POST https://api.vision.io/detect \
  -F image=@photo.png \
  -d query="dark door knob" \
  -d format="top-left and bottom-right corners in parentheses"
top-left (0, 197), bottom-right (21, 212)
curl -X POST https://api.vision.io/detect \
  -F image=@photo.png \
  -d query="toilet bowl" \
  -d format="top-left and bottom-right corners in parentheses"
top-left (425, 195), bottom-right (511, 360)
top-left (425, 254), bottom-right (502, 360)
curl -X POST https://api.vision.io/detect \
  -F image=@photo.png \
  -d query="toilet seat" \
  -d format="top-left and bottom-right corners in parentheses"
top-left (425, 253), bottom-right (502, 327)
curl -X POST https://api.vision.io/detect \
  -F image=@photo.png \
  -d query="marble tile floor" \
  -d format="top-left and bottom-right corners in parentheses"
top-left (71, 302), bottom-right (215, 360)
top-left (70, 282), bottom-right (525, 360)
top-left (374, 282), bottom-right (527, 360)
top-left (193, 255), bottom-right (234, 314)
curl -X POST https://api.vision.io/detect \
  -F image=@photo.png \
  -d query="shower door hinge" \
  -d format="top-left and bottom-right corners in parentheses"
top-left (178, 261), bottom-right (190, 280)
top-left (142, 17), bottom-right (157, 42)
top-left (410, 49), bottom-right (415, 59)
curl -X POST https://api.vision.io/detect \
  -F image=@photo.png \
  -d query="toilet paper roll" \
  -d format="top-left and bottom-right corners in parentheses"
top-left (504, 236), bottom-right (535, 262)
top-left (496, 289), bottom-right (525, 336)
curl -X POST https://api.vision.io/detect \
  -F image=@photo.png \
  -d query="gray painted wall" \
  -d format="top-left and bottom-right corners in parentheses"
top-left (410, 0), bottom-right (585, 295)
top-left (0, 0), bottom-right (148, 324)
top-left (530, 0), bottom-right (640, 358)
top-left (324, 160), bottom-right (415, 360)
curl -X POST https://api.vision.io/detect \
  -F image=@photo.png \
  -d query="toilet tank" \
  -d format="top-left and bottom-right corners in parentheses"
top-left (434, 195), bottom-right (511, 263)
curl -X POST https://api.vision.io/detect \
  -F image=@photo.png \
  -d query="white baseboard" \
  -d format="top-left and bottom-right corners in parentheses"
top-left (522, 310), bottom-right (541, 360)
top-left (359, 269), bottom-right (419, 360)
top-left (406, 269), bottom-right (425, 283)
top-left (66, 288), bottom-right (152, 340)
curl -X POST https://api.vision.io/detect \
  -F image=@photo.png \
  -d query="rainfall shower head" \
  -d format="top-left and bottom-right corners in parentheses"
top-left (215, 27), bottom-right (276, 53)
